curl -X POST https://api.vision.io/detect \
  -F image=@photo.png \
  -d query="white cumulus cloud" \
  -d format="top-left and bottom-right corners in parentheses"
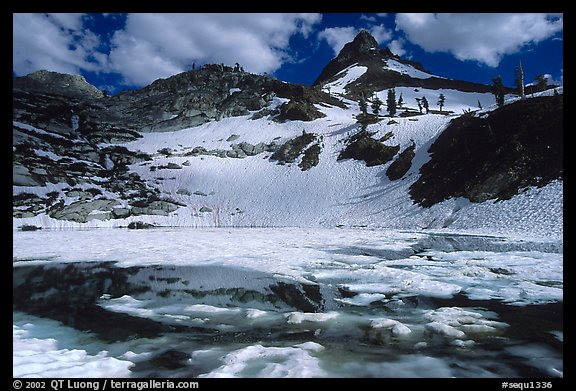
top-left (317, 26), bottom-right (358, 55)
top-left (388, 38), bottom-right (406, 57)
top-left (107, 13), bottom-right (322, 86)
top-left (395, 13), bottom-right (563, 67)
top-left (13, 13), bottom-right (322, 87)
top-left (318, 24), bottom-right (394, 55)
top-left (13, 13), bottom-right (104, 76)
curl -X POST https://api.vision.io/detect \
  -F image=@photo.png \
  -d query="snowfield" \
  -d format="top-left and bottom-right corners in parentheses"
top-left (13, 88), bottom-right (563, 242)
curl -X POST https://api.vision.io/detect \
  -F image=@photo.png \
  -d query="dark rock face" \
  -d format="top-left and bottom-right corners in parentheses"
top-left (338, 130), bottom-right (400, 167)
top-left (410, 95), bottom-right (563, 207)
top-left (299, 144), bottom-right (321, 171)
top-left (277, 99), bottom-right (326, 122)
top-left (386, 143), bottom-right (416, 180)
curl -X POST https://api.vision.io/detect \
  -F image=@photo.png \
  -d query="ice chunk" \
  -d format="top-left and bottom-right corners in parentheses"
top-left (370, 318), bottom-right (398, 329)
top-left (335, 293), bottom-right (386, 306)
top-left (13, 316), bottom-right (133, 378)
top-left (451, 339), bottom-right (475, 348)
top-left (245, 309), bottom-right (268, 319)
top-left (198, 343), bottom-right (327, 378)
top-left (370, 318), bottom-right (412, 336)
top-left (392, 322), bottom-right (412, 336)
top-left (460, 324), bottom-right (498, 334)
top-left (184, 304), bottom-right (242, 314)
top-left (425, 322), bottom-right (466, 338)
top-left (423, 306), bottom-right (508, 337)
top-left (285, 311), bottom-right (339, 324)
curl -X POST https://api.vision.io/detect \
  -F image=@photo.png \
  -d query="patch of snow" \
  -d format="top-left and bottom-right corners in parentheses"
top-left (71, 114), bottom-right (80, 130)
top-left (370, 318), bottom-right (412, 336)
top-left (324, 64), bottom-right (367, 95)
top-left (198, 343), bottom-right (327, 378)
top-left (384, 59), bottom-right (435, 79)
top-left (423, 307), bottom-right (508, 339)
top-left (285, 311), bottom-right (339, 324)
top-left (335, 293), bottom-right (386, 306)
top-left (13, 313), bottom-right (133, 378)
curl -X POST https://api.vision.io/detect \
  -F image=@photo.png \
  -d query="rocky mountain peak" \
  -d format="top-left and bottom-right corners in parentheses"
top-left (13, 69), bottom-right (104, 99)
top-left (314, 30), bottom-right (493, 100)
top-left (348, 30), bottom-right (380, 53)
top-left (314, 30), bottom-right (395, 87)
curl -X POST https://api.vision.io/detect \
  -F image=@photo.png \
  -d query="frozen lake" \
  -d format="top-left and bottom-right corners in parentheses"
top-left (13, 227), bottom-right (563, 378)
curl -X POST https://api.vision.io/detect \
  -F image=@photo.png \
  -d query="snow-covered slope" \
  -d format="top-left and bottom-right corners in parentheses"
top-left (13, 87), bottom-right (563, 241)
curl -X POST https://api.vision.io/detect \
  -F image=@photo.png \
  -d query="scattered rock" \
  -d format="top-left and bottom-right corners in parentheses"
top-left (112, 208), bottom-right (131, 219)
top-left (157, 162), bottom-right (182, 170)
top-left (128, 221), bottom-right (154, 229)
top-left (270, 132), bottom-right (317, 165)
top-left (276, 100), bottom-right (326, 122)
top-left (131, 200), bottom-right (180, 216)
top-left (49, 199), bottom-right (120, 223)
top-left (13, 164), bottom-right (42, 186)
top-left (20, 224), bottom-right (42, 231)
top-left (338, 130), bottom-right (399, 167)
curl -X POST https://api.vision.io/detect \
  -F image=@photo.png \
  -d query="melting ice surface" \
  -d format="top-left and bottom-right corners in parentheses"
top-left (13, 228), bottom-right (563, 378)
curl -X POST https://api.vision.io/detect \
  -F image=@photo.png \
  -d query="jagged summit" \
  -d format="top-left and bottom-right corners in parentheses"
top-left (314, 30), bottom-right (425, 88)
top-left (345, 29), bottom-right (382, 54)
top-left (314, 30), bottom-right (492, 100)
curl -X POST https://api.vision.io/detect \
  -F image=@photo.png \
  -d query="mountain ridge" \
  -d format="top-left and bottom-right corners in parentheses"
top-left (12, 31), bottom-right (563, 238)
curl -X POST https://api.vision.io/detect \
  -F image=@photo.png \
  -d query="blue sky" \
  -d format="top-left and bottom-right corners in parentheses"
top-left (13, 13), bottom-right (563, 94)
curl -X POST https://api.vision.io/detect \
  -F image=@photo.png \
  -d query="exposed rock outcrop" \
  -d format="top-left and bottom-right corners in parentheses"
top-left (270, 132), bottom-right (322, 171)
top-left (13, 69), bottom-right (105, 99)
top-left (14, 65), bottom-right (347, 138)
top-left (337, 130), bottom-right (400, 167)
top-left (410, 95), bottom-right (563, 207)
top-left (386, 143), bottom-right (416, 180)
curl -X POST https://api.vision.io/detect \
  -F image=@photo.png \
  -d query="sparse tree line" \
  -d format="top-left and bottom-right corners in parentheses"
top-left (356, 61), bottom-right (558, 121)
top-left (492, 61), bottom-right (557, 108)
top-left (357, 88), bottom-right (446, 120)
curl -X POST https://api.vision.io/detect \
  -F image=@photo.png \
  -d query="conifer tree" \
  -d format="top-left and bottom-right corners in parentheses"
top-left (387, 88), bottom-right (397, 116)
top-left (397, 92), bottom-right (404, 109)
top-left (359, 95), bottom-right (368, 116)
top-left (422, 96), bottom-right (429, 114)
top-left (492, 76), bottom-right (505, 107)
top-left (416, 98), bottom-right (423, 113)
top-left (372, 95), bottom-right (383, 116)
top-left (534, 75), bottom-right (548, 93)
top-left (437, 93), bottom-right (445, 112)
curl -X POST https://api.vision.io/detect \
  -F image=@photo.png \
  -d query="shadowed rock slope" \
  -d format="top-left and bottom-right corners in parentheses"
top-left (410, 95), bottom-right (563, 207)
